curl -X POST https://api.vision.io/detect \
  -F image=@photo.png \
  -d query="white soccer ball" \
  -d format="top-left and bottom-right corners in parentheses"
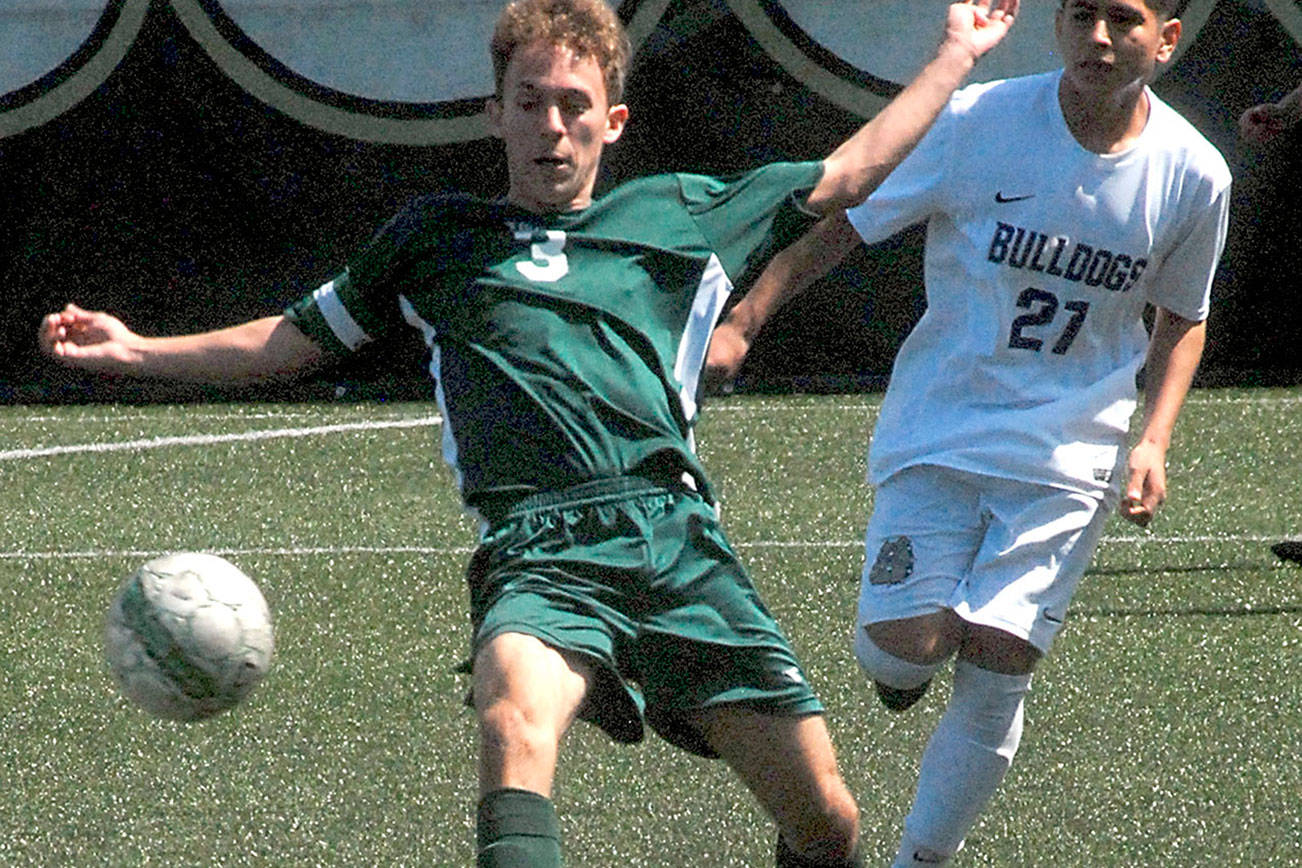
top-left (104, 552), bottom-right (275, 721)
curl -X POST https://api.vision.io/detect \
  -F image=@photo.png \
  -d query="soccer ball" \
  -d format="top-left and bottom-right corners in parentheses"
top-left (104, 552), bottom-right (275, 721)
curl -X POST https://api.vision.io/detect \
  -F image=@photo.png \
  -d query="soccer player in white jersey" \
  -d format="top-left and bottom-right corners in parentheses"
top-left (711, 0), bottom-right (1230, 864)
top-left (39, 2), bottom-right (1021, 865)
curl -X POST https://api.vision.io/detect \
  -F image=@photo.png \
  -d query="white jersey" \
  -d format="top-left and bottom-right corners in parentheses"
top-left (846, 70), bottom-right (1231, 495)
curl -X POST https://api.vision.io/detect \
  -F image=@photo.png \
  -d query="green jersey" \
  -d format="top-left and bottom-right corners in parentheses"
top-left (285, 161), bottom-right (822, 515)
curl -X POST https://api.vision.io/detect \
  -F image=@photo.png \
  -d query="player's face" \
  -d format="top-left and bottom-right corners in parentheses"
top-left (488, 42), bottom-right (629, 213)
top-left (1055, 0), bottom-right (1180, 99)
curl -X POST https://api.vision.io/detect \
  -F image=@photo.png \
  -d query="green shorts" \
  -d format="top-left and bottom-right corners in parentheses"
top-left (464, 476), bottom-right (823, 758)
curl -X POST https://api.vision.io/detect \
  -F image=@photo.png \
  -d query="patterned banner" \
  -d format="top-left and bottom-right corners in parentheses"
top-left (5, 0), bottom-right (1299, 141)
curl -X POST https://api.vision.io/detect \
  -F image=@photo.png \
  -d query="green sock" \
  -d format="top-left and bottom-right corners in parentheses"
top-left (476, 788), bottom-right (563, 868)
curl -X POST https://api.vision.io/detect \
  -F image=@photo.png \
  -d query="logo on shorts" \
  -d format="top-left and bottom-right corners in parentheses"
top-left (1042, 608), bottom-right (1064, 625)
top-left (1093, 467), bottom-right (1113, 483)
top-left (869, 536), bottom-right (915, 585)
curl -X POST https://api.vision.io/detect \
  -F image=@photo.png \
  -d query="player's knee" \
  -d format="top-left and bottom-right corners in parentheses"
top-left (478, 697), bottom-right (545, 754)
top-left (860, 614), bottom-right (961, 667)
top-left (475, 685), bottom-right (574, 772)
top-left (775, 775), bottom-right (859, 864)
top-left (778, 787), bottom-right (861, 866)
top-left (854, 626), bottom-right (943, 689)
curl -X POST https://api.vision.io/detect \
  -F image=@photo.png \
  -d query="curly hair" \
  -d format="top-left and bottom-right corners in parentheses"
top-left (491, 0), bottom-right (631, 104)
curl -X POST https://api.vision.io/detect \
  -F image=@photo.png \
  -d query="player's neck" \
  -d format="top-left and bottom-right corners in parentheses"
top-left (1058, 78), bottom-right (1151, 155)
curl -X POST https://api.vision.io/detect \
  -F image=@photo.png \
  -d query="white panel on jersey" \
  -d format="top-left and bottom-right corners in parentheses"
top-left (398, 295), bottom-right (466, 503)
top-left (673, 253), bottom-right (732, 426)
top-left (215, 0), bottom-right (500, 103)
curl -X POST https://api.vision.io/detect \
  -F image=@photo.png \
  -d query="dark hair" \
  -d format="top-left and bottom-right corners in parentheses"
top-left (1060, 0), bottom-right (1184, 19)
top-left (1146, 0), bottom-right (1183, 17)
top-left (491, 0), bottom-right (631, 104)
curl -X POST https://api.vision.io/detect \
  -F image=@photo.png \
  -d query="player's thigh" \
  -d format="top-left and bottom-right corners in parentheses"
top-left (636, 493), bottom-right (824, 755)
top-left (473, 631), bottom-right (591, 728)
top-left (858, 465), bottom-right (987, 629)
top-left (959, 480), bottom-right (1112, 654)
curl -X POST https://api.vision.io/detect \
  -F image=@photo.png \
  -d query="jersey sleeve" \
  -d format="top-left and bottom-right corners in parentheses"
top-left (283, 201), bottom-right (428, 355)
top-left (677, 161), bottom-right (825, 286)
top-left (845, 98), bottom-right (956, 245)
top-left (1144, 179), bottom-right (1231, 322)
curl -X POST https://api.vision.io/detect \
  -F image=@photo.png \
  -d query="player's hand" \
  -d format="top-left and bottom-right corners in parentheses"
top-left (1120, 440), bottom-right (1167, 529)
top-left (944, 0), bottom-right (1019, 63)
top-left (1239, 103), bottom-right (1290, 145)
top-left (39, 303), bottom-right (141, 372)
top-left (703, 318), bottom-right (752, 395)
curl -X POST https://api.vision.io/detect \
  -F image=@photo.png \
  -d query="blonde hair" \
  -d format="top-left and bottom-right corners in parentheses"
top-left (491, 0), bottom-right (631, 104)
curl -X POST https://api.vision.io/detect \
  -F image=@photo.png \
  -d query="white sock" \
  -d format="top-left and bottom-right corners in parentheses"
top-left (890, 659), bottom-right (1032, 867)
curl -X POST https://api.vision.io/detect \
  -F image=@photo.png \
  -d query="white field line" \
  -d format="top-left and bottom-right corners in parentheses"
top-left (0, 409), bottom-right (375, 424)
top-left (0, 534), bottom-right (1284, 561)
top-left (2, 386), bottom-right (1297, 426)
top-left (0, 545), bottom-right (476, 561)
top-left (0, 416), bottom-right (441, 461)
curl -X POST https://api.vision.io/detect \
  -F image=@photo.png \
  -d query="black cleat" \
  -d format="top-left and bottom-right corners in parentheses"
top-left (1272, 540), bottom-right (1302, 565)
top-left (874, 679), bottom-right (931, 712)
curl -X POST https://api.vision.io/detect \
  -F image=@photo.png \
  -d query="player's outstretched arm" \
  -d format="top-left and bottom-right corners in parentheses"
top-left (704, 213), bottom-right (861, 392)
top-left (1120, 308), bottom-right (1206, 528)
top-left (808, 0), bottom-right (1018, 213)
top-left (1239, 81), bottom-right (1302, 145)
top-left (39, 304), bottom-right (326, 384)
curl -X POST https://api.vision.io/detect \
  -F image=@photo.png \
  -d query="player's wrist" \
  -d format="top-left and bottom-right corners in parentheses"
top-left (938, 36), bottom-right (980, 65)
top-left (721, 304), bottom-right (762, 341)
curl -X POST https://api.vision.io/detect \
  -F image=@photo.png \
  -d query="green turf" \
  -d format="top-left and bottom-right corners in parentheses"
top-left (0, 390), bottom-right (1298, 865)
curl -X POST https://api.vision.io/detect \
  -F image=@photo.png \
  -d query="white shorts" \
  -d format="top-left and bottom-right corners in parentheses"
top-left (856, 465), bottom-right (1115, 654)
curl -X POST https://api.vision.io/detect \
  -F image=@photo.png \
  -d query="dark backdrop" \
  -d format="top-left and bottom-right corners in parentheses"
top-left (3, 0), bottom-right (1300, 402)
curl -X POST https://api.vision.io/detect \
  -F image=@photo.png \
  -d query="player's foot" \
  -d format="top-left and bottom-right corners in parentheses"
top-left (874, 678), bottom-right (931, 712)
top-left (1272, 540), bottom-right (1302, 565)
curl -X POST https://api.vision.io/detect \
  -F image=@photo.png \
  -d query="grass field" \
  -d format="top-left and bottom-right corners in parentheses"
top-left (1, 389), bottom-right (1299, 866)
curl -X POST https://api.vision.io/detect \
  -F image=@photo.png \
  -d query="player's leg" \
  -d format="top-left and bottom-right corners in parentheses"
top-left (631, 488), bottom-right (857, 864)
top-left (888, 479), bottom-right (1110, 866)
top-left (889, 628), bottom-right (1036, 867)
top-left (473, 631), bottom-right (592, 867)
top-left (856, 610), bottom-right (964, 710)
top-left (467, 480), bottom-right (670, 867)
top-left (698, 708), bottom-right (861, 866)
top-left (854, 466), bottom-right (984, 711)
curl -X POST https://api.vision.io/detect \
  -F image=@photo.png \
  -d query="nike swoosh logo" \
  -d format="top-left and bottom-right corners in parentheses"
top-left (996, 192), bottom-right (1035, 203)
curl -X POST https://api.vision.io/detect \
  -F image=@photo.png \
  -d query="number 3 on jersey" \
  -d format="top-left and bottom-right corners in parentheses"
top-left (515, 229), bottom-right (569, 282)
top-left (1008, 287), bottom-right (1090, 355)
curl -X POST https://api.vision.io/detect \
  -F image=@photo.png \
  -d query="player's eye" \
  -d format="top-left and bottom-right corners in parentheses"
top-left (558, 96), bottom-right (590, 117)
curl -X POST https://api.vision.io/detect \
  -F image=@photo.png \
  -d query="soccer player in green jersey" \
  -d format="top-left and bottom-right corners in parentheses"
top-left (40, 1), bottom-right (1018, 864)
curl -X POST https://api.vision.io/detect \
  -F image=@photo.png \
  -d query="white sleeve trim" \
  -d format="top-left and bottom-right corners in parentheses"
top-left (313, 276), bottom-right (371, 350)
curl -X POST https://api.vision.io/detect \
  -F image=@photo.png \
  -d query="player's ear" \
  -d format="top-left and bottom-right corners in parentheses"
top-left (1155, 17), bottom-right (1180, 64)
top-left (486, 96), bottom-right (504, 138)
top-left (604, 103), bottom-right (629, 145)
